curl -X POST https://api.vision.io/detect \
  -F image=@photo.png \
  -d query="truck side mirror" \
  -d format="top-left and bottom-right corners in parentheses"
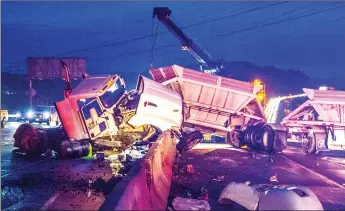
top-left (119, 76), bottom-right (126, 89)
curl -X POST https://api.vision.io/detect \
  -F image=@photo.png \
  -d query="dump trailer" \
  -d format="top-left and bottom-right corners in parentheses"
top-left (13, 63), bottom-right (202, 158)
top-left (282, 88), bottom-right (345, 154)
top-left (150, 65), bottom-right (287, 152)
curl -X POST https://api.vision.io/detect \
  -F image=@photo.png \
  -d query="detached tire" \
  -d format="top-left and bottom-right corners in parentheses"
top-left (225, 129), bottom-right (243, 148)
top-left (13, 123), bottom-right (44, 156)
top-left (176, 131), bottom-right (203, 153)
top-left (302, 134), bottom-right (316, 154)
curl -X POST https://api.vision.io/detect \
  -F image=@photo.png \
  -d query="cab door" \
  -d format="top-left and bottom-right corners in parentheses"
top-left (81, 99), bottom-right (109, 140)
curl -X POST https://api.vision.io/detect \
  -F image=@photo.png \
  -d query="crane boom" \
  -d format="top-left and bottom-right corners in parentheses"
top-left (152, 7), bottom-right (220, 74)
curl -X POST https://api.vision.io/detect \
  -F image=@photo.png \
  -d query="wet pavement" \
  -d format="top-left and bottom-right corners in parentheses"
top-left (1, 122), bottom-right (121, 211)
top-left (2, 122), bottom-right (345, 210)
top-left (170, 143), bottom-right (345, 211)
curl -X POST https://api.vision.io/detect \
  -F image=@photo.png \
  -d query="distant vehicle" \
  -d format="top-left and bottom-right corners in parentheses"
top-left (15, 111), bottom-right (28, 122)
top-left (26, 105), bottom-right (60, 126)
top-left (1, 110), bottom-right (8, 128)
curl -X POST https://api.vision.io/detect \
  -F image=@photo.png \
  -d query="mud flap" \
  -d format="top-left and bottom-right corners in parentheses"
top-left (176, 130), bottom-right (203, 153)
top-left (315, 132), bottom-right (327, 151)
top-left (267, 123), bottom-right (287, 152)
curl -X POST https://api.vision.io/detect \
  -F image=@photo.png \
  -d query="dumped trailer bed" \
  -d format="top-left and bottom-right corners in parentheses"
top-left (150, 65), bottom-right (265, 134)
top-left (282, 88), bottom-right (345, 153)
top-left (150, 65), bottom-right (287, 152)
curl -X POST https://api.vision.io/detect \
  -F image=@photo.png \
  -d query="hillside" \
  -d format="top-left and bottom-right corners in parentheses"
top-left (217, 61), bottom-right (345, 97)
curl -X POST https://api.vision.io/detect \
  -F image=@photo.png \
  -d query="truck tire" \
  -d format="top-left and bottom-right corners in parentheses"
top-left (176, 131), bottom-right (203, 153)
top-left (13, 123), bottom-right (43, 156)
top-left (261, 124), bottom-right (274, 153)
top-left (302, 134), bottom-right (316, 154)
top-left (225, 129), bottom-right (243, 148)
top-left (245, 123), bottom-right (265, 150)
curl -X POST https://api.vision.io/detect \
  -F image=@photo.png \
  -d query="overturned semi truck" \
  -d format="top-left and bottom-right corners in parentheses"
top-left (13, 64), bottom-right (287, 158)
top-left (282, 88), bottom-right (345, 154)
top-left (13, 63), bottom-right (202, 158)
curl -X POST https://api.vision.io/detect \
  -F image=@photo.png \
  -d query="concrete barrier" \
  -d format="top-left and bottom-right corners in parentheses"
top-left (99, 130), bottom-right (177, 210)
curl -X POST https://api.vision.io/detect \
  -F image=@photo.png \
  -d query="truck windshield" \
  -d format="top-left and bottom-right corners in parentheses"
top-left (99, 79), bottom-right (125, 108)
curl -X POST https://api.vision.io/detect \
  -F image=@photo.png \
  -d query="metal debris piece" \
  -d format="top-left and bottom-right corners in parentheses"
top-left (186, 165), bottom-right (194, 174)
top-left (172, 197), bottom-right (211, 211)
top-left (96, 152), bottom-right (105, 161)
top-left (199, 187), bottom-right (209, 201)
top-left (213, 175), bottom-right (225, 182)
top-left (270, 175), bottom-right (278, 183)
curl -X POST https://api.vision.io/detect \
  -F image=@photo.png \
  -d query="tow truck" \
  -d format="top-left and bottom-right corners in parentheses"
top-left (282, 87), bottom-right (345, 154)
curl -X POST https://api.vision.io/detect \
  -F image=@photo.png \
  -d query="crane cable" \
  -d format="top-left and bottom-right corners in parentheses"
top-left (149, 18), bottom-right (160, 68)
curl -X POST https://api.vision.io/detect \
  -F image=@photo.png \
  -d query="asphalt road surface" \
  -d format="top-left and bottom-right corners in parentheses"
top-left (1, 122), bottom-right (118, 211)
top-left (170, 143), bottom-right (345, 210)
top-left (2, 122), bottom-right (345, 210)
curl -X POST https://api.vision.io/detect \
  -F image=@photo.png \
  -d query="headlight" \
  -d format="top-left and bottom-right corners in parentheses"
top-left (44, 112), bottom-right (50, 118)
top-left (27, 110), bottom-right (34, 118)
top-left (16, 112), bottom-right (21, 118)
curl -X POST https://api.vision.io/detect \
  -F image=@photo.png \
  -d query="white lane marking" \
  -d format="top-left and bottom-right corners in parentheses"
top-left (1, 156), bottom-right (51, 178)
top-left (40, 193), bottom-right (60, 210)
top-left (282, 155), bottom-right (345, 191)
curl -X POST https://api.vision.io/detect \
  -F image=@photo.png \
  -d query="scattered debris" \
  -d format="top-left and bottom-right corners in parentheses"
top-left (186, 165), bottom-right (194, 174)
top-left (172, 197), bottom-right (211, 210)
top-left (218, 182), bottom-right (324, 210)
top-left (213, 176), bottom-right (225, 182)
top-left (270, 175), bottom-right (278, 183)
top-left (96, 152), bottom-right (105, 161)
top-left (269, 158), bottom-right (274, 163)
top-left (199, 187), bottom-right (209, 201)
top-left (218, 182), bottom-right (260, 210)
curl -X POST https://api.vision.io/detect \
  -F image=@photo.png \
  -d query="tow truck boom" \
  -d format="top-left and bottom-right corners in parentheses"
top-left (153, 7), bottom-right (221, 74)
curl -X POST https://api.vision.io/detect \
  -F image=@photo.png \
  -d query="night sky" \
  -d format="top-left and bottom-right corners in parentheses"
top-left (2, 1), bottom-right (345, 79)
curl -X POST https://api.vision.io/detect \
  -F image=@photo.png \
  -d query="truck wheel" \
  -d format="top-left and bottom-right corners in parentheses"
top-left (13, 123), bottom-right (42, 156)
top-left (302, 134), bottom-right (316, 154)
top-left (262, 125), bottom-right (274, 153)
top-left (225, 129), bottom-right (243, 148)
top-left (176, 131), bottom-right (203, 153)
